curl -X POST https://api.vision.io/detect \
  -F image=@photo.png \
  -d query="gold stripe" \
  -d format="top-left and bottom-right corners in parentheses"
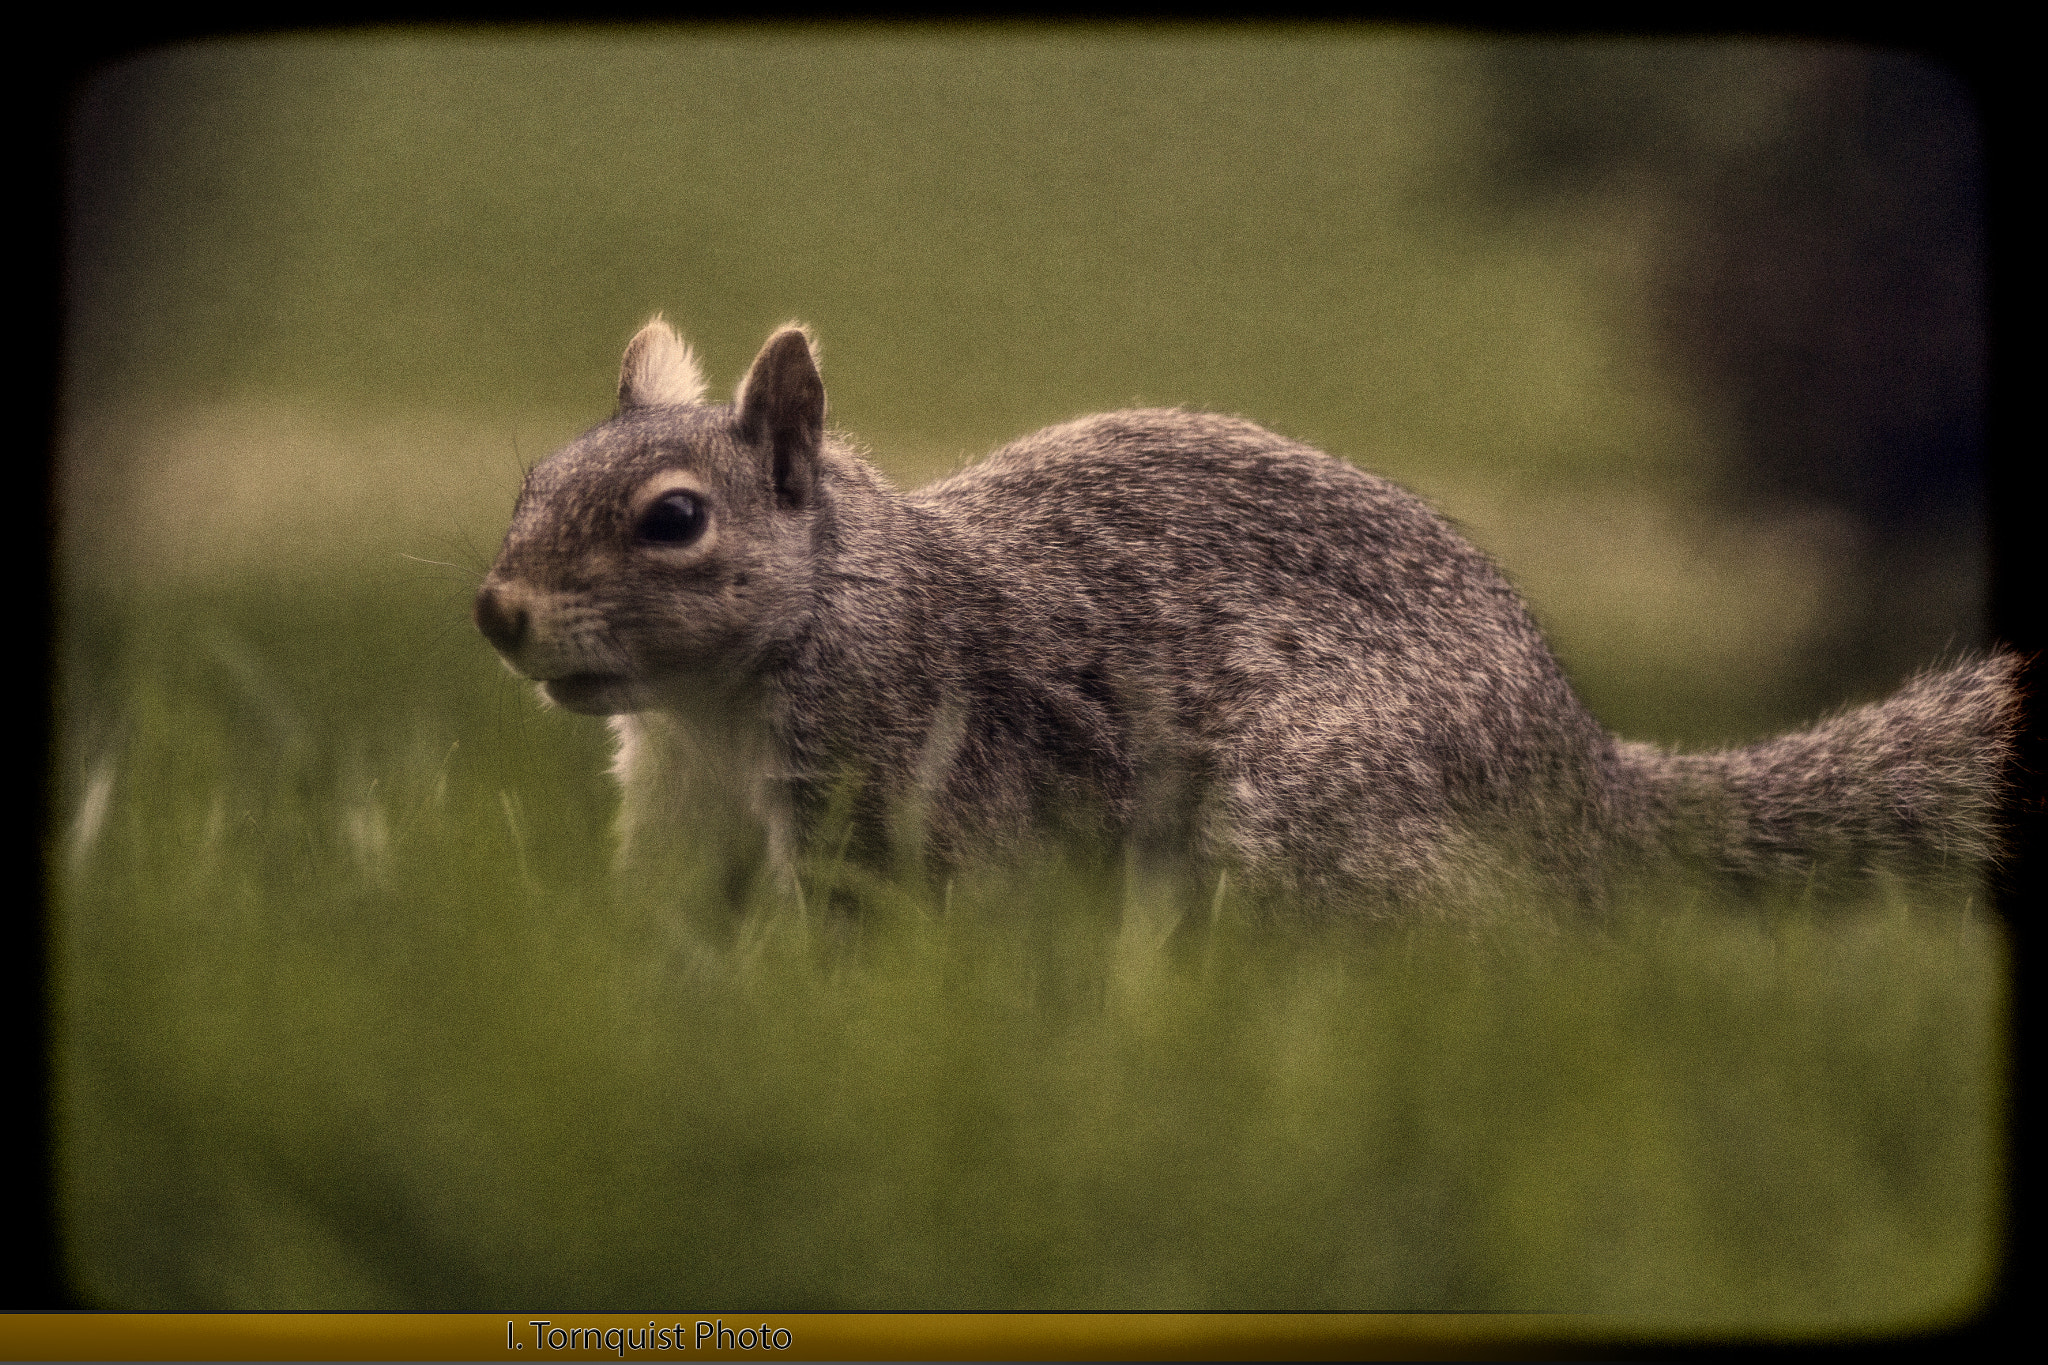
top-left (0, 1312), bottom-right (1614, 1361)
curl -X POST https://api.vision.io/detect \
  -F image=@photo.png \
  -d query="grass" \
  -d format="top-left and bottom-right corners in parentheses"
top-left (49, 580), bottom-right (2007, 1331)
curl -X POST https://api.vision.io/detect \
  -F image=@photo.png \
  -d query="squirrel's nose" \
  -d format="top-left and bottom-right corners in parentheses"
top-left (474, 583), bottom-right (529, 654)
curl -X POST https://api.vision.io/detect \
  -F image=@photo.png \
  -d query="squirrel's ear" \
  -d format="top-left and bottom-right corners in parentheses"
top-left (734, 324), bottom-right (825, 509)
top-left (618, 315), bottom-right (707, 409)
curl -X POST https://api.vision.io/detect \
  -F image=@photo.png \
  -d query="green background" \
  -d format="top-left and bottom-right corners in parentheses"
top-left (52, 30), bottom-right (2000, 1328)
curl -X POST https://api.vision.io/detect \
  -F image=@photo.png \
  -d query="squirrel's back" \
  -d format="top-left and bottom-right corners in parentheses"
top-left (907, 409), bottom-right (1624, 904)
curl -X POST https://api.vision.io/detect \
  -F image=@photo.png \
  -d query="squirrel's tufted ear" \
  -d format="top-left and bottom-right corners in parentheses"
top-left (618, 315), bottom-right (707, 409)
top-left (734, 324), bottom-right (825, 509)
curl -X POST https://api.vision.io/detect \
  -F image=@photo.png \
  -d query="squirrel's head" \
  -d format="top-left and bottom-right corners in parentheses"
top-left (475, 317), bottom-right (830, 715)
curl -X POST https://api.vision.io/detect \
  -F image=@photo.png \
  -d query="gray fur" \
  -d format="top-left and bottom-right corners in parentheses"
top-left (476, 319), bottom-right (2020, 916)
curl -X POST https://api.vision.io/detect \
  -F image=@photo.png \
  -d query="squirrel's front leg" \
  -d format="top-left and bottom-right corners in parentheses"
top-left (610, 711), bottom-right (794, 914)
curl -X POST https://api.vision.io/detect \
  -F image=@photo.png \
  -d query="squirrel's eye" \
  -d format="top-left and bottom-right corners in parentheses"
top-left (638, 490), bottom-right (708, 545)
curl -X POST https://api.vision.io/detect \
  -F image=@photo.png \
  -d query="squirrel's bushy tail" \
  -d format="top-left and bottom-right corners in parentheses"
top-left (1612, 651), bottom-right (2024, 886)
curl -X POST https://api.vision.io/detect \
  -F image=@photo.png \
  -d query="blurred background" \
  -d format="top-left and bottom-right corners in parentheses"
top-left (60, 29), bottom-right (1986, 742)
top-left (48, 30), bottom-right (1999, 1321)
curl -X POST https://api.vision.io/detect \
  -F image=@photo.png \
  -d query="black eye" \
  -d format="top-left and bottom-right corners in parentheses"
top-left (637, 490), bottom-right (708, 546)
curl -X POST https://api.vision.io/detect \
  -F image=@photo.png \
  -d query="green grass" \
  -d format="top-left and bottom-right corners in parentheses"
top-left (51, 582), bottom-right (2006, 1330)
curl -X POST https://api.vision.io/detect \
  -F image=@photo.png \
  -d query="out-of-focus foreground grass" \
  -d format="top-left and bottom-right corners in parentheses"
top-left (51, 33), bottom-right (1998, 1329)
top-left (54, 581), bottom-right (2004, 1326)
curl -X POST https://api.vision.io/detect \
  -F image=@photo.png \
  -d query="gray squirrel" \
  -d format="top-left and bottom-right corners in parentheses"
top-left (475, 318), bottom-right (2019, 916)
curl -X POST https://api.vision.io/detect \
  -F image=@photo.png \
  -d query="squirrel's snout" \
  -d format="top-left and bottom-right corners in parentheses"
top-left (474, 583), bottom-right (529, 655)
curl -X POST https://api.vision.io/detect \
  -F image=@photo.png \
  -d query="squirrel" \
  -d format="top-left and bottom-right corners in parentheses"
top-left (475, 317), bottom-right (2020, 917)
